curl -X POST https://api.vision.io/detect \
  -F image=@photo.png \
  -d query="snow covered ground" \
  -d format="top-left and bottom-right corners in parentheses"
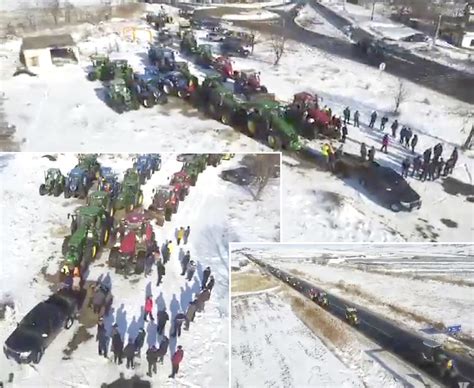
top-left (221, 10), bottom-right (279, 22)
top-left (231, 258), bottom-right (439, 387)
top-left (295, 4), bottom-right (351, 40)
top-left (237, 243), bottom-right (474, 349)
top-left (0, 152), bottom-right (279, 387)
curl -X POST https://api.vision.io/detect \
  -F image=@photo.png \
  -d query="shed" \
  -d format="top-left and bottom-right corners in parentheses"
top-left (21, 34), bottom-right (79, 69)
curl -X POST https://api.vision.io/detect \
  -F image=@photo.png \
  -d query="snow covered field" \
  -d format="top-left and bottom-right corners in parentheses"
top-left (295, 4), bottom-right (350, 40)
top-left (0, 152), bottom-right (279, 387)
top-left (239, 243), bottom-right (474, 349)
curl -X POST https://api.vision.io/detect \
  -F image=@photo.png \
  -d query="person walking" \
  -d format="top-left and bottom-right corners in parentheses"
top-left (420, 161), bottom-right (429, 181)
top-left (171, 312), bottom-right (186, 338)
top-left (205, 275), bottom-right (215, 292)
top-left (177, 227), bottom-right (185, 246)
top-left (433, 143), bottom-right (443, 161)
top-left (404, 127), bottom-right (412, 148)
top-left (167, 240), bottom-right (174, 258)
top-left (450, 147), bottom-right (458, 168)
top-left (423, 148), bottom-right (432, 164)
top-left (162, 244), bottom-right (170, 264)
top-left (184, 299), bottom-right (198, 330)
top-left (156, 258), bottom-right (165, 287)
top-left (157, 335), bottom-right (169, 364)
top-left (381, 134), bottom-right (389, 153)
top-left (134, 328), bottom-right (146, 357)
top-left (412, 156), bottom-right (422, 178)
top-left (343, 106), bottom-right (350, 125)
top-left (146, 345), bottom-right (159, 377)
top-left (184, 226), bottom-right (191, 245)
top-left (391, 120), bottom-right (398, 138)
top-left (435, 158), bottom-right (444, 179)
top-left (353, 110), bottom-right (360, 127)
top-left (157, 308), bottom-right (169, 335)
top-left (201, 266), bottom-right (211, 290)
top-left (410, 134), bottom-right (418, 154)
top-left (360, 143), bottom-right (367, 161)
top-left (111, 324), bottom-right (123, 365)
top-left (144, 295), bottom-right (154, 322)
top-left (369, 111), bottom-right (377, 128)
top-left (96, 318), bottom-right (108, 358)
top-left (169, 346), bottom-right (184, 379)
top-left (186, 260), bottom-right (197, 281)
top-left (380, 116), bottom-right (388, 131)
top-left (341, 125), bottom-right (348, 143)
top-left (145, 253), bottom-right (155, 278)
top-left (196, 288), bottom-right (211, 312)
top-left (401, 158), bottom-right (410, 178)
top-left (399, 126), bottom-right (406, 144)
top-left (124, 339), bottom-right (136, 369)
top-left (368, 146), bottom-right (375, 162)
top-left (181, 251), bottom-right (191, 276)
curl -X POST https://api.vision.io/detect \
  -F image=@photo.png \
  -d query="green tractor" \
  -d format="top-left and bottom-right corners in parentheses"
top-left (180, 31), bottom-right (198, 55)
top-left (62, 225), bottom-right (99, 273)
top-left (76, 154), bottom-right (101, 182)
top-left (39, 168), bottom-right (65, 197)
top-left (104, 79), bottom-right (140, 113)
top-left (195, 44), bottom-right (214, 67)
top-left (181, 162), bottom-right (201, 186)
top-left (87, 54), bottom-right (115, 82)
top-left (114, 175), bottom-right (144, 212)
top-left (87, 190), bottom-right (115, 218)
top-left (112, 59), bottom-right (134, 81)
top-left (67, 205), bottom-right (113, 247)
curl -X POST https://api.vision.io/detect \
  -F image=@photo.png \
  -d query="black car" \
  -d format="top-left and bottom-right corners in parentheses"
top-left (3, 289), bottom-right (81, 364)
top-left (220, 37), bottom-right (250, 58)
top-left (220, 167), bottom-right (255, 186)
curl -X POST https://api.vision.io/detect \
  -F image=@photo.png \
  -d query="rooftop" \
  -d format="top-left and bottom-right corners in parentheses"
top-left (21, 34), bottom-right (75, 51)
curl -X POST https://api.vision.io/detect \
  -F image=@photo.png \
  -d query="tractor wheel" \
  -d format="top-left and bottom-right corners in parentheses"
top-left (53, 184), bottom-right (62, 197)
top-left (71, 219), bottom-right (78, 235)
top-left (138, 192), bottom-right (144, 206)
top-left (134, 251), bottom-right (146, 274)
top-left (179, 189), bottom-right (185, 201)
top-left (260, 85), bottom-right (268, 93)
top-left (220, 110), bottom-right (233, 126)
top-left (162, 83), bottom-right (172, 95)
top-left (64, 316), bottom-right (74, 329)
top-left (142, 97), bottom-right (154, 109)
top-left (109, 247), bottom-right (120, 268)
top-left (39, 184), bottom-right (47, 196)
top-left (78, 185), bottom-right (87, 200)
top-left (207, 103), bottom-right (217, 119)
top-left (64, 186), bottom-right (71, 199)
top-left (33, 348), bottom-right (44, 364)
top-left (190, 175), bottom-right (197, 186)
top-left (267, 133), bottom-right (282, 150)
top-left (242, 50), bottom-right (250, 57)
top-left (101, 224), bottom-right (110, 246)
top-left (62, 236), bottom-right (71, 256)
top-left (87, 72), bottom-right (97, 81)
top-left (165, 207), bottom-right (172, 222)
top-left (177, 89), bottom-right (187, 99)
top-left (84, 240), bottom-right (98, 264)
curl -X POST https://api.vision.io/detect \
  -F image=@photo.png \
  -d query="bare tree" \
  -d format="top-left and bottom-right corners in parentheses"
top-left (250, 154), bottom-right (280, 200)
top-left (270, 34), bottom-right (286, 66)
top-left (47, 0), bottom-right (61, 25)
top-left (64, 1), bottom-right (74, 24)
top-left (393, 79), bottom-right (407, 115)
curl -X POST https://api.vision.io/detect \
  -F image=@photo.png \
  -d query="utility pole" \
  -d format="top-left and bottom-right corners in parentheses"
top-left (432, 14), bottom-right (442, 50)
top-left (371, 0), bottom-right (376, 21)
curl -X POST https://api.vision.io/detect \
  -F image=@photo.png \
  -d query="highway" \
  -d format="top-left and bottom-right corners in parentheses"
top-left (246, 254), bottom-right (474, 388)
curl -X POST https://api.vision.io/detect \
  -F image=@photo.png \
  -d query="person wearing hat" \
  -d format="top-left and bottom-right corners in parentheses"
top-left (201, 266), bottom-right (211, 289)
top-left (205, 275), bottom-right (215, 292)
top-left (183, 226), bottom-right (191, 245)
top-left (111, 324), bottom-right (123, 364)
top-left (96, 318), bottom-right (108, 358)
top-left (146, 345), bottom-right (159, 376)
top-left (124, 338), bottom-right (136, 369)
top-left (169, 345), bottom-right (184, 378)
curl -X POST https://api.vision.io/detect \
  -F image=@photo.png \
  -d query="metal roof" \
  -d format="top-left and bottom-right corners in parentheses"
top-left (21, 34), bottom-right (75, 51)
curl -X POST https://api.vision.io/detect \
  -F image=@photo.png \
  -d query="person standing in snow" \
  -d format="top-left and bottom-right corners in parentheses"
top-left (423, 148), bottom-right (432, 164)
top-left (353, 110), bottom-right (360, 127)
top-left (196, 288), bottom-right (211, 312)
top-left (343, 106), bottom-right (350, 125)
top-left (177, 227), bottom-right (185, 246)
top-left (157, 335), bottom-right (169, 364)
top-left (360, 143), bottom-right (367, 161)
top-left (157, 308), bottom-right (169, 335)
top-left (380, 116), bottom-right (388, 131)
top-left (124, 339), bottom-right (136, 369)
top-left (435, 158), bottom-right (445, 179)
top-left (144, 295), bottom-right (154, 322)
top-left (162, 244), bottom-right (170, 264)
top-left (186, 260), bottom-right (197, 281)
top-left (171, 312), bottom-right (186, 338)
top-left (111, 324), bottom-right (123, 365)
top-left (443, 157), bottom-right (455, 175)
top-left (404, 127), bottom-right (412, 148)
top-left (401, 158), bottom-right (410, 178)
top-left (341, 125), bottom-right (348, 143)
top-left (145, 253), bottom-right (155, 278)
top-left (134, 328), bottom-right (146, 357)
top-left (184, 299), bottom-right (198, 330)
top-left (420, 161), bottom-right (429, 181)
top-left (181, 250), bottom-right (191, 276)
top-left (96, 318), bottom-right (108, 358)
top-left (201, 266), bottom-right (211, 290)
top-left (368, 146), bottom-right (375, 162)
top-left (380, 134), bottom-right (389, 153)
top-left (146, 345), bottom-right (159, 377)
top-left (205, 275), bottom-right (215, 292)
top-left (450, 147), bottom-right (458, 168)
top-left (433, 143), bottom-right (443, 162)
top-left (410, 134), bottom-right (418, 154)
top-left (184, 226), bottom-right (191, 245)
top-left (391, 120), bottom-right (398, 138)
top-left (169, 346), bottom-right (184, 379)
top-left (167, 240), bottom-right (174, 258)
top-left (412, 156), bottom-right (422, 178)
top-left (156, 258), bottom-right (166, 286)
top-left (369, 111), bottom-right (377, 128)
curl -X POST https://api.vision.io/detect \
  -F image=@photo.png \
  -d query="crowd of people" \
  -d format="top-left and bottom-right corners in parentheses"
top-left (94, 223), bottom-right (216, 380)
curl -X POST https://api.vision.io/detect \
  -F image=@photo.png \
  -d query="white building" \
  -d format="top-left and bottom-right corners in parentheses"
top-left (20, 34), bottom-right (79, 69)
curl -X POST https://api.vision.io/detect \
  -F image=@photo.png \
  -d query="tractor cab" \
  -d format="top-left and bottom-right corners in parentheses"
top-left (87, 191), bottom-right (114, 216)
top-left (152, 186), bottom-right (176, 209)
top-left (67, 167), bottom-right (87, 188)
top-left (70, 206), bottom-right (106, 234)
top-left (292, 92), bottom-right (319, 110)
top-left (124, 168), bottom-right (140, 184)
top-left (214, 56), bottom-right (234, 79)
top-left (64, 234), bottom-right (83, 268)
top-left (45, 168), bottom-right (62, 184)
top-left (421, 340), bottom-right (457, 377)
top-left (90, 54), bottom-right (109, 68)
top-left (345, 307), bottom-right (359, 325)
top-left (110, 79), bottom-right (129, 94)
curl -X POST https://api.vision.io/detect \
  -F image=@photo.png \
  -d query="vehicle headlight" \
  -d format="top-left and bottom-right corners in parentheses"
top-left (20, 351), bottom-right (32, 358)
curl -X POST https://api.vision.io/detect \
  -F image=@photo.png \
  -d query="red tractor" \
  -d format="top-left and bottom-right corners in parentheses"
top-left (233, 70), bottom-right (268, 97)
top-left (287, 92), bottom-right (340, 140)
top-left (148, 185), bottom-right (179, 225)
top-left (213, 56), bottom-right (234, 81)
top-left (170, 171), bottom-right (191, 200)
top-left (108, 212), bottom-right (155, 275)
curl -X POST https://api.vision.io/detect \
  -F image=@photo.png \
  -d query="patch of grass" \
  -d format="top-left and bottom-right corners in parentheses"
top-left (232, 272), bottom-right (278, 293)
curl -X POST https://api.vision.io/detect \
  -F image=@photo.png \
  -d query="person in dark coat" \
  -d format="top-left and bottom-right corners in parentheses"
top-left (391, 120), bottom-right (398, 137)
top-left (435, 158), bottom-right (444, 179)
top-left (124, 339), bottom-right (136, 369)
top-left (353, 110), bottom-right (360, 127)
top-left (399, 126), bottom-right (407, 144)
top-left (134, 328), bottom-right (145, 357)
top-left (380, 116), bottom-right (388, 131)
top-left (184, 300), bottom-right (198, 330)
top-left (111, 324), bottom-right (123, 364)
top-left (196, 289), bottom-right (211, 312)
top-left (201, 266), bottom-right (211, 289)
top-left (404, 128), bottom-right (412, 148)
top-left (145, 253), bottom-right (155, 278)
top-left (162, 245), bottom-right (170, 264)
top-left (423, 148), bottom-right (432, 164)
top-left (450, 147), bottom-right (458, 167)
top-left (156, 308), bottom-right (169, 335)
top-left (171, 312), bottom-right (186, 338)
top-left (410, 134), bottom-right (418, 153)
top-left (428, 160), bottom-right (437, 180)
top-left (96, 318), bottom-right (108, 358)
top-left (433, 143), bottom-right (443, 161)
top-left (401, 158), bottom-right (410, 178)
top-left (184, 226), bottom-right (191, 245)
top-left (156, 259), bottom-right (165, 286)
top-left (157, 336), bottom-right (169, 364)
top-left (420, 161), bottom-right (429, 181)
top-left (341, 125), bottom-right (348, 143)
top-left (186, 260), bottom-right (197, 281)
top-left (412, 156), bottom-right (422, 178)
top-left (205, 275), bottom-right (215, 292)
top-left (343, 106), bottom-right (350, 125)
top-left (380, 134), bottom-right (389, 153)
top-left (368, 146), bottom-right (375, 162)
top-left (369, 111), bottom-right (377, 128)
top-left (169, 346), bottom-right (184, 379)
top-left (180, 251), bottom-right (191, 276)
top-left (146, 345), bottom-right (159, 377)
top-left (360, 143), bottom-right (367, 161)
top-left (443, 157), bottom-right (455, 175)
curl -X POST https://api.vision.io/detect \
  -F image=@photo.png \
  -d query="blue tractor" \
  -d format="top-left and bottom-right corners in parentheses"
top-left (149, 154), bottom-right (162, 172)
top-left (134, 155), bottom-right (155, 184)
top-left (98, 167), bottom-right (121, 199)
top-left (64, 167), bottom-right (90, 199)
top-left (148, 46), bottom-right (176, 72)
top-left (161, 71), bottom-right (191, 98)
top-left (133, 73), bottom-right (168, 108)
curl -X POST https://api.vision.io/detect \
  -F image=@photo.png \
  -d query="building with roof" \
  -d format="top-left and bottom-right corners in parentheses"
top-left (20, 34), bottom-right (79, 69)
